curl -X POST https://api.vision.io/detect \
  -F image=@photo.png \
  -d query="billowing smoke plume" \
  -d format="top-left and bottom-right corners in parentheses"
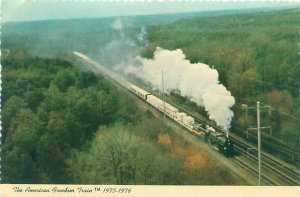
top-left (102, 19), bottom-right (234, 130)
top-left (125, 47), bottom-right (235, 131)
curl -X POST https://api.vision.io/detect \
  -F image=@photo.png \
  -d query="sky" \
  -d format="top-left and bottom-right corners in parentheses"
top-left (2, 0), bottom-right (300, 22)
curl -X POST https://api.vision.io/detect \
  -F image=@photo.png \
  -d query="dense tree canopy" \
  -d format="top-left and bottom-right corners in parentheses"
top-left (143, 8), bottom-right (300, 149)
top-left (1, 52), bottom-right (142, 183)
top-left (1, 52), bottom-right (240, 184)
top-left (3, 8), bottom-right (296, 184)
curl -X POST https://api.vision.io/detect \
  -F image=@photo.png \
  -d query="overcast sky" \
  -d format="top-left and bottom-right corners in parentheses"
top-left (2, 0), bottom-right (300, 22)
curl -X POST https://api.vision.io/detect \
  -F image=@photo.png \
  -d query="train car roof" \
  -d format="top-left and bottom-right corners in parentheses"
top-left (129, 84), bottom-right (150, 95)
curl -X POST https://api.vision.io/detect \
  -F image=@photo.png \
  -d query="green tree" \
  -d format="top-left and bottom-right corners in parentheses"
top-left (67, 124), bottom-right (182, 184)
top-left (2, 108), bottom-right (42, 183)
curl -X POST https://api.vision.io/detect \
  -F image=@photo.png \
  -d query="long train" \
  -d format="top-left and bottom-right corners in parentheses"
top-left (74, 51), bottom-right (234, 157)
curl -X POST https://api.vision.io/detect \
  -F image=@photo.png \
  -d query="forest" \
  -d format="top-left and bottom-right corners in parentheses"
top-left (2, 9), bottom-right (300, 146)
top-left (1, 50), bottom-right (240, 184)
top-left (1, 7), bottom-right (299, 183)
top-left (142, 8), bottom-right (300, 149)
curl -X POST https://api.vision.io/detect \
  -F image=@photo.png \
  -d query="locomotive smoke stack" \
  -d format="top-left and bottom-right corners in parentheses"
top-left (125, 47), bottom-right (235, 131)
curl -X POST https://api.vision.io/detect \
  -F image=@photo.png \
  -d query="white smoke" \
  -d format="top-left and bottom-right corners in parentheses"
top-left (125, 47), bottom-right (235, 131)
top-left (137, 26), bottom-right (147, 42)
top-left (101, 39), bottom-right (138, 66)
top-left (111, 18), bottom-right (124, 37)
top-left (101, 23), bottom-right (146, 67)
top-left (111, 18), bottom-right (123, 31)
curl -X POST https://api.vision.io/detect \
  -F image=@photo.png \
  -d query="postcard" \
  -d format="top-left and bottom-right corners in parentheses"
top-left (1, 0), bottom-right (299, 196)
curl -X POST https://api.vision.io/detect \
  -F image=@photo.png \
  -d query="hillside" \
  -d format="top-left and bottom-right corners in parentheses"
top-left (1, 51), bottom-right (242, 184)
top-left (142, 8), bottom-right (300, 149)
top-left (1, 7), bottom-right (299, 179)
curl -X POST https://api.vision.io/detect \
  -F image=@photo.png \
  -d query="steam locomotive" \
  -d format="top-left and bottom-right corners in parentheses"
top-left (204, 125), bottom-right (234, 157)
top-left (74, 51), bottom-right (235, 158)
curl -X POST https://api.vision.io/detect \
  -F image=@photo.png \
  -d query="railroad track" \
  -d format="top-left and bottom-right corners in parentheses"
top-left (230, 135), bottom-right (299, 185)
top-left (233, 145), bottom-right (298, 185)
top-left (163, 100), bottom-right (300, 185)
top-left (158, 94), bottom-right (299, 165)
top-left (144, 89), bottom-right (300, 185)
top-left (74, 52), bottom-right (300, 186)
top-left (232, 156), bottom-right (280, 186)
top-left (241, 129), bottom-right (299, 165)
